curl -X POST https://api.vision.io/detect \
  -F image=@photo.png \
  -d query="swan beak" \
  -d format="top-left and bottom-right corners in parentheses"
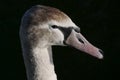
top-left (65, 30), bottom-right (103, 59)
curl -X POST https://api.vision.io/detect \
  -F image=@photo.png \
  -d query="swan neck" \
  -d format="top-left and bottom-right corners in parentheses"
top-left (23, 46), bottom-right (57, 80)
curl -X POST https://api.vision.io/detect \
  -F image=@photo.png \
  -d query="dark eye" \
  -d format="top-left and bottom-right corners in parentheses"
top-left (51, 25), bottom-right (58, 28)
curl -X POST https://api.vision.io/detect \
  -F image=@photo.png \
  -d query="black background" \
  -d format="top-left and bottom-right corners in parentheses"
top-left (0, 0), bottom-right (120, 80)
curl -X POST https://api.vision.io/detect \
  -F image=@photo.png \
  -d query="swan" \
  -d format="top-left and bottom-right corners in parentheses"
top-left (19, 5), bottom-right (103, 80)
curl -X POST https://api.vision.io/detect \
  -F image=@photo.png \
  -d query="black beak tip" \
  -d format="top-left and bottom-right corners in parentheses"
top-left (99, 49), bottom-right (104, 54)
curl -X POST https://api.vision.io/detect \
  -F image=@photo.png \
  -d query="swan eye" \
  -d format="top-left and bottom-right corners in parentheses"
top-left (51, 25), bottom-right (58, 28)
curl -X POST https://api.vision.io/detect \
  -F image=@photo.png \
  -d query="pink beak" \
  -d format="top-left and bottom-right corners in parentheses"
top-left (65, 30), bottom-right (103, 59)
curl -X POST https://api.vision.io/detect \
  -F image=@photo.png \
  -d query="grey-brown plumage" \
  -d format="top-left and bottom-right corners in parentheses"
top-left (21, 5), bottom-right (69, 27)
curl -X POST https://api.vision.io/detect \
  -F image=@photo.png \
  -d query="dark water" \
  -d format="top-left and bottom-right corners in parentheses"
top-left (0, 0), bottom-right (119, 80)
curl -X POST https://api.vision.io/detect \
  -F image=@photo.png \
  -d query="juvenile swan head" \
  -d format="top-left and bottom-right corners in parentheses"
top-left (20, 5), bottom-right (103, 59)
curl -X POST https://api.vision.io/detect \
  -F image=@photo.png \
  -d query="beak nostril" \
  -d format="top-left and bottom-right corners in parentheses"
top-left (99, 49), bottom-right (104, 54)
top-left (78, 38), bottom-right (84, 44)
